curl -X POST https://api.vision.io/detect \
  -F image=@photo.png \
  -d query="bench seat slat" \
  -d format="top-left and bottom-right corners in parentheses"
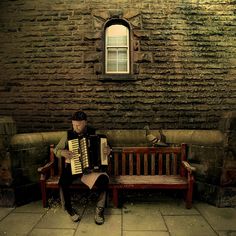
top-left (45, 175), bottom-right (188, 192)
top-left (110, 175), bottom-right (187, 185)
top-left (45, 175), bottom-right (188, 186)
top-left (46, 176), bottom-right (60, 184)
top-left (46, 176), bottom-right (84, 185)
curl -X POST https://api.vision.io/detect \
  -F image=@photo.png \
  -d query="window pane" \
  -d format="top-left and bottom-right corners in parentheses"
top-left (118, 61), bottom-right (127, 71)
top-left (107, 61), bottom-right (117, 72)
top-left (107, 36), bottom-right (127, 46)
top-left (107, 49), bottom-right (117, 60)
top-left (106, 25), bottom-right (128, 46)
top-left (118, 49), bottom-right (127, 60)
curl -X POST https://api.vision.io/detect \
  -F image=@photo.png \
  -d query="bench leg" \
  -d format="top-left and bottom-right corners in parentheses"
top-left (185, 179), bottom-right (194, 209)
top-left (185, 189), bottom-right (192, 209)
top-left (112, 188), bottom-right (119, 208)
top-left (40, 180), bottom-right (47, 208)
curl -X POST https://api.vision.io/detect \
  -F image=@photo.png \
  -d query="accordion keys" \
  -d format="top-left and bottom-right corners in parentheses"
top-left (68, 139), bottom-right (83, 175)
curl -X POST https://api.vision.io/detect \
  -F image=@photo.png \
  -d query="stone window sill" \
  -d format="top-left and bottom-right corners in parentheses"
top-left (98, 74), bottom-right (137, 82)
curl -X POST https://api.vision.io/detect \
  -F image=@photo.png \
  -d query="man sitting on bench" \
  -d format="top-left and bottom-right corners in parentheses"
top-left (54, 111), bottom-right (111, 225)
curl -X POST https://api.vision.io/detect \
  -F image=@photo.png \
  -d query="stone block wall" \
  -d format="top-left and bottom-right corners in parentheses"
top-left (0, 0), bottom-right (235, 133)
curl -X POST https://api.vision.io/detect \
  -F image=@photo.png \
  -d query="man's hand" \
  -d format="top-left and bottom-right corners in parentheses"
top-left (61, 150), bottom-right (74, 160)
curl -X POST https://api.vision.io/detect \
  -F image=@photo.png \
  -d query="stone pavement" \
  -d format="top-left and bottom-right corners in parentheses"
top-left (0, 196), bottom-right (236, 236)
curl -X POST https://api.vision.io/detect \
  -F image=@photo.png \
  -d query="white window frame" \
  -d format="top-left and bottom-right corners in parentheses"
top-left (105, 24), bottom-right (130, 74)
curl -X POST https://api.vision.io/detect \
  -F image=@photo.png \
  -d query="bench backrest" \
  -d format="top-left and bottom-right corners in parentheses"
top-left (50, 144), bottom-right (187, 177)
top-left (109, 144), bottom-right (187, 177)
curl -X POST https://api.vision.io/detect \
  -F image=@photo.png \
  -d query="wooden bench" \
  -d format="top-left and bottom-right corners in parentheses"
top-left (38, 143), bottom-right (195, 209)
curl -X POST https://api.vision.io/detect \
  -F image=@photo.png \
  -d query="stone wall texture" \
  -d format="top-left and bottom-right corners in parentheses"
top-left (0, 0), bottom-right (235, 133)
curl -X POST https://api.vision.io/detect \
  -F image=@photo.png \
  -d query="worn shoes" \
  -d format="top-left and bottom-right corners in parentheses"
top-left (67, 208), bottom-right (81, 222)
top-left (67, 206), bottom-right (104, 224)
top-left (94, 207), bottom-right (105, 225)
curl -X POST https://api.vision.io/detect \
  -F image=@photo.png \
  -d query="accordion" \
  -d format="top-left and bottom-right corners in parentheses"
top-left (68, 135), bottom-right (109, 175)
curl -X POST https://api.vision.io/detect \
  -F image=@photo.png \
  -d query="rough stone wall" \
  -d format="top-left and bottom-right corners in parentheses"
top-left (0, 0), bottom-right (235, 133)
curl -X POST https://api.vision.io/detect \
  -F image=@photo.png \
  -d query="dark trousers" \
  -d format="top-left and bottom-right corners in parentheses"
top-left (59, 164), bottom-right (109, 212)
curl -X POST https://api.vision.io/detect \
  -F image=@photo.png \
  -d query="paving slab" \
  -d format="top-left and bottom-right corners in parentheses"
top-left (35, 206), bottom-right (78, 229)
top-left (217, 231), bottom-right (236, 236)
top-left (164, 215), bottom-right (217, 236)
top-left (75, 205), bottom-right (121, 236)
top-left (0, 212), bottom-right (43, 236)
top-left (123, 231), bottom-right (170, 236)
top-left (0, 207), bottom-right (14, 220)
top-left (105, 207), bottom-right (122, 215)
top-left (195, 203), bottom-right (236, 231)
top-left (28, 228), bottom-right (75, 236)
top-left (13, 200), bottom-right (47, 214)
top-left (157, 200), bottom-right (199, 215)
top-left (122, 203), bottom-right (167, 231)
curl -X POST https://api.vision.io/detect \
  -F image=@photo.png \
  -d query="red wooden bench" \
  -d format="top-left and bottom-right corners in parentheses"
top-left (38, 143), bottom-right (195, 209)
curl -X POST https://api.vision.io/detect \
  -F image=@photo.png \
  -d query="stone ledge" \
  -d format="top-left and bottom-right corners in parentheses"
top-left (98, 74), bottom-right (137, 82)
top-left (9, 129), bottom-right (224, 148)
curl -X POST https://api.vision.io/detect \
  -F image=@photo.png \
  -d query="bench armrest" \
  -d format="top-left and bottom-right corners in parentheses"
top-left (37, 161), bottom-right (54, 174)
top-left (182, 161), bottom-right (196, 173)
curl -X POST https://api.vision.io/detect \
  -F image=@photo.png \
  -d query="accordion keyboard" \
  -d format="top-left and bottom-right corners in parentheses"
top-left (68, 139), bottom-right (83, 175)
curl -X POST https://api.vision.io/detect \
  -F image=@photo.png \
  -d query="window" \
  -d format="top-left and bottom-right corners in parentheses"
top-left (105, 24), bottom-right (129, 74)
